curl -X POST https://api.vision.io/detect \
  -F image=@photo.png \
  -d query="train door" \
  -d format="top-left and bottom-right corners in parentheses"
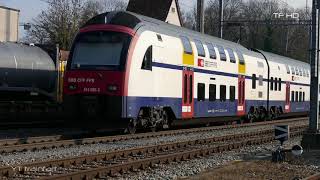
top-left (182, 67), bottom-right (194, 118)
top-left (237, 75), bottom-right (246, 116)
top-left (285, 82), bottom-right (290, 113)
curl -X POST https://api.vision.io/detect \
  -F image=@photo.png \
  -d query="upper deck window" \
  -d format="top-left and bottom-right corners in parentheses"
top-left (206, 43), bottom-right (217, 59)
top-left (295, 67), bottom-right (300, 76)
top-left (157, 34), bottom-right (163, 42)
top-left (237, 51), bottom-right (245, 65)
top-left (70, 31), bottom-right (131, 70)
top-left (291, 66), bottom-right (295, 75)
top-left (257, 62), bottom-right (264, 68)
top-left (180, 36), bottom-right (193, 55)
top-left (217, 45), bottom-right (227, 61)
top-left (194, 40), bottom-right (206, 57)
top-left (303, 69), bottom-right (306, 77)
top-left (299, 68), bottom-right (303, 76)
top-left (226, 48), bottom-right (236, 63)
top-left (286, 65), bottom-right (290, 74)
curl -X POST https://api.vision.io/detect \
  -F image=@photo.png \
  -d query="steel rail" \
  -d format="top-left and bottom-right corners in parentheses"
top-left (0, 124), bottom-right (306, 179)
top-left (0, 117), bottom-right (308, 154)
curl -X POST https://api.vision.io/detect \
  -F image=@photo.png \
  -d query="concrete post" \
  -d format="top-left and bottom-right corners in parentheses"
top-left (218, 0), bottom-right (223, 38)
top-left (197, 0), bottom-right (204, 33)
top-left (301, 0), bottom-right (320, 150)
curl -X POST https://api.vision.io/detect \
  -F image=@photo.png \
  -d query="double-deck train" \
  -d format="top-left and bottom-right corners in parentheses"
top-left (63, 11), bottom-right (310, 133)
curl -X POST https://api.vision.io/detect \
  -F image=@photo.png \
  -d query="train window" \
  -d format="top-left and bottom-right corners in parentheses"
top-left (71, 31), bottom-right (131, 69)
top-left (286, 65), bottom-right (290, 74)
top-left (299, 68), bottom-right (303, 76)
top-left (299, 92), bottom-right (302, 102)
top-left (295, 91), bottom-right (299, 102)
top-left (291, 67), bottom-right (295, 75)
top-left (275, 78), bottom-right (278, 91)
top-left (217, 45), bottom-right (227, 61)
top-left (226, 48), bottom-right (236, 63)
top-left (230, 86), bottom-right (235, 102)
top-left (259, 91), bottom-right (263, 98)
top-left (291, 91), bottom-right (294, 102)
top-left (257, 62), bottom-right (264, 68)
top-left (209, 84), bottom-right (216, 101)
top-left (197, 83), bottom-right (205, 101)
top-left (180, 36), bottom-right (193, 55)
top-left (237, 51), bottom-right (245, 65)
top-left (184, 75), bottom-right (188, 103)
top-left (279, 78), bottom-right (282, 91)
top-left (252, 74), bottom-right (256, 89)
top-left (220, 85), bottom-right (227, 101)
top-left (194, 40), bottom-right (206, 57)
top-left (189, 75), bottom-right (193, 103)
top-left (259, 75), bottom-right (263, 86)
top-left (141, 46), bottom-right (152, 71)
top-left (206, 43), bottom-right (217, 59)
top-left (303, 92), bottom-right (305, 102)
top-left (156, 34), bottom-right (163, 42)
top-left (295, 67), bottom-right (299, 76)
top-left (307, 70), bottom-right (310, 77)
top-left (270, 77), bottom-right (274, 91)
top-left (303, 69), bottom-right (306, 77)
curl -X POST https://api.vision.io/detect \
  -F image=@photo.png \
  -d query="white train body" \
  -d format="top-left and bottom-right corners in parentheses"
top-left (64, 11), bottom-right (310, 128)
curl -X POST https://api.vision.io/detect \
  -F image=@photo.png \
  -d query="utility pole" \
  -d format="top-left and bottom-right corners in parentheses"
top-left (218, 0), bottom-right (223, 38)
top-left (197, 0), bottom-right (204, 33)
top-left (301, 0), bottom-right (320, 150)
top-left (309, 0), bottom-right (319, 133)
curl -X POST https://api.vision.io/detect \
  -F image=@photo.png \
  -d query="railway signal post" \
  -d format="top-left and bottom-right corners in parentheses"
top-left (301, 0), bottom-right (320, 150)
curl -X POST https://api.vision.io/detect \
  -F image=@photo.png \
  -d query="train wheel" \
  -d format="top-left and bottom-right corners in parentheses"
top-left (270, 107), bottom-right (277, 120)
top-left (161, 110), bottom-right (170, 129)
top-left (237, 116), bottom-right (245, 124)
top-left (150, 126), bottom-right (157, 132)
top-left (127, 119), bottom-right (137, 134)
top-left (259, 107), bottom-right (267, 121)
top-left (247, 107), bottom-right (256, 123)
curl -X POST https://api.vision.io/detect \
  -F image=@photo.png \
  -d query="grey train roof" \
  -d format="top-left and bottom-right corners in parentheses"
top-left (85, 11), bottom-right (308, 66)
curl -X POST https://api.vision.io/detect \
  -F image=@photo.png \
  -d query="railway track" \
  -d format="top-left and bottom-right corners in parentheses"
top-left (0, 117), bottom-right (307, 154)
top-left (0, 124), bottom-right (307, 179)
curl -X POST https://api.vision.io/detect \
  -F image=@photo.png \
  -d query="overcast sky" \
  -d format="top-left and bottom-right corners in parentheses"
top-left (0, 0), bottom-right (311, 39)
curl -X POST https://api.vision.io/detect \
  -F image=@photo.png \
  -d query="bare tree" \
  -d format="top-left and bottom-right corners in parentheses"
top-left (180, 0), bottom-right (310, 62)
top-left (181, 7), bottom-right (197, 30)
top-left (25, 0), bottom-right (127, 50)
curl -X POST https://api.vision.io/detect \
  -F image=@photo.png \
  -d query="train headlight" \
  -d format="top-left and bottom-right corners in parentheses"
top-left (108, 85), bottom-right (118, 92)
top-left (69, 84), bottom-right (77, 90)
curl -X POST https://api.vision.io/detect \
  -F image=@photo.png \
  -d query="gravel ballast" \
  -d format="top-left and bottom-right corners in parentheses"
top-left (117, 137), bottom-right (319, 180)
top-left (0, 121), bottom-right (307, 166)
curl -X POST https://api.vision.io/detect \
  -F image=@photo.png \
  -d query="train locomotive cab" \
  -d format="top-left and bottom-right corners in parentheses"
top-left (63, 12), bottom-right (139, 128)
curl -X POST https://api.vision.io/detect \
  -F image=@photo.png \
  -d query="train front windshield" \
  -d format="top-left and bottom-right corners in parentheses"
top-left (70, 31), bottom-right (132, 70)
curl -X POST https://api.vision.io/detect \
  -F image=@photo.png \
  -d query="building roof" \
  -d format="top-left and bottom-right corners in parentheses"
top-left (126, 0), bottom-right (182, 25)
top-left (0, 5), bottom-right (20, 12)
